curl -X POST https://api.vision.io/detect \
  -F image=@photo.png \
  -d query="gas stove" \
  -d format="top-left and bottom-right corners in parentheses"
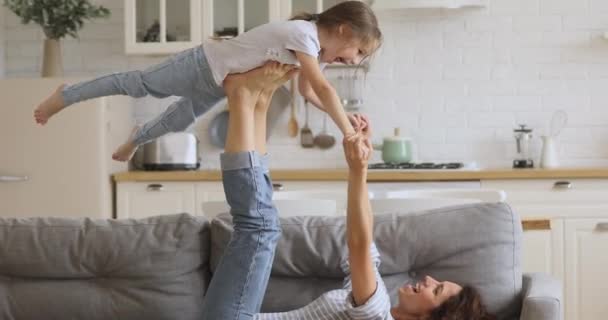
top-left (368, 162), bottom-right (466, 170)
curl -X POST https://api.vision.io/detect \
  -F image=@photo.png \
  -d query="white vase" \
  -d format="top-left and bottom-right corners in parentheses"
top-left (41, 39), bottom-right (63, 77)
top-left (540, 135), bottom-right (559, 168)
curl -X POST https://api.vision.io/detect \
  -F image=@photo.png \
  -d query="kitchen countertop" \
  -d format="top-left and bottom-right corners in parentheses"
top-left (113, 167), bottom-right (608, 182)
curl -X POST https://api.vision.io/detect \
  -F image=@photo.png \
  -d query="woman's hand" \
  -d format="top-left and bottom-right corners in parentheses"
top-left (343, 133), bottom-right (372, 173)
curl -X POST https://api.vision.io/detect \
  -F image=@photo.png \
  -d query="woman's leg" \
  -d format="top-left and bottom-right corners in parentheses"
top-left (201, 63), bottom-right (294, 320)
top-left (34, 46), bottom-right (211, 125)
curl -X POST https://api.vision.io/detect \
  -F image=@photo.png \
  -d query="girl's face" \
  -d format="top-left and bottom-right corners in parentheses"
top-left (395, 275), bottom-right (462, 317)
top-left (319, 25), bottom-right (374, 65)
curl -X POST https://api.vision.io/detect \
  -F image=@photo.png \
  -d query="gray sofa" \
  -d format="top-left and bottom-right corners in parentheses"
top-left (0, 203), bottom-right (561, 320)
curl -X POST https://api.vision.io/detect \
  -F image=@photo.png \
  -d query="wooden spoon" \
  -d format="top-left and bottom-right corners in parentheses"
top-left (288, 80), bottom-right (299, 137)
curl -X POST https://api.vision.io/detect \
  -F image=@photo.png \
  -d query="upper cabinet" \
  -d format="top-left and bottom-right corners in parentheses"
top-left (125, 0), bottom-right (203, 55)
top-left (213, 0), bottom-right (272, 39)
top-left (124, 0), bottom-right (363, 55)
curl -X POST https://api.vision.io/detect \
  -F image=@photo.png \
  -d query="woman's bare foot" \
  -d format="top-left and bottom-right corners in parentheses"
top-left (34, 84), bottom-right (67, 125)
top-left (112, 127), bottom-right (140, 162)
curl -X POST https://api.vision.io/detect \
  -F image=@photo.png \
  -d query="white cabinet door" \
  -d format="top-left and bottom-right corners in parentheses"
top-left (116, 182), bottom-right (195, 219)
top-left (282, 0), bottom-right (338, 19)
top-left (0, 79), bottom-right (126, 219)
top-left (124, 0), bottom-right (204, 54)
top-left (213, 0), bottom-right (274, 37)
top-left (195, 182), bottom-right (227, 217)
top-left (195, 181), bottom-right (348, 217)
top-left (522, 220), bottom-right (564, 279)
top-left (481, 179), bottom-right (608, 216)
top-left (565, 219), bottom-right (608, 320)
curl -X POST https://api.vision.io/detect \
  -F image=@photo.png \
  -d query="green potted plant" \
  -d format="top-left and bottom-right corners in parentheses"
top-left (4, 0), bottom-right (110, 77)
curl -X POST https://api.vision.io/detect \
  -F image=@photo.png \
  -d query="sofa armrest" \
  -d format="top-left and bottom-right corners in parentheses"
top-left (520, 273), bottom-right (562, 320)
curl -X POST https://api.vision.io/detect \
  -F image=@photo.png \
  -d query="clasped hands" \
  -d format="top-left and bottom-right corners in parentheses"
top-left (344, 113), bottom-right (372, 172)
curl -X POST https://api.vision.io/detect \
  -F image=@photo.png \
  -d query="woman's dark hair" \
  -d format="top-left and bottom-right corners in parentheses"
top-left (290, 0), bottom-right (382, 55)
top-left (428, 286), bottom-right (497, 320)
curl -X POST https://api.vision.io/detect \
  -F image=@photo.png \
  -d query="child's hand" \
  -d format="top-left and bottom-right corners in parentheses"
top-left (347, 113), bottom-right (372, 139)
top-left (343, 133), bottom-right (372, 172)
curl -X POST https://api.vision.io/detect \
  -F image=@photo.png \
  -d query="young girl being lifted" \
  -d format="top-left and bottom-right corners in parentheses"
top-left (34, 1), bottom-right (381, 161)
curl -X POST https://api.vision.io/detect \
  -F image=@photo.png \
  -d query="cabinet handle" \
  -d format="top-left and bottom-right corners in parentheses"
top-left (596, 223), bottom-right (608, 231)
top-left (272, 183), bottom-right (284, 191)
top-left (0, 175), bottom-right (29, 182)
top-left (147, 184), bottom-right (164, 191)
top-left (553, 181), bottom-right (572, 190)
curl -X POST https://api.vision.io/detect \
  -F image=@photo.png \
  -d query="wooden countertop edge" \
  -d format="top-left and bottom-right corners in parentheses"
top-left (113, 168), bottom-right (608, 182)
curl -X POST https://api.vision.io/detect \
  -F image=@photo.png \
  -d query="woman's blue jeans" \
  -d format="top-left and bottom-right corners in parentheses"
top-left (201, 151), bottom-right (281, 320)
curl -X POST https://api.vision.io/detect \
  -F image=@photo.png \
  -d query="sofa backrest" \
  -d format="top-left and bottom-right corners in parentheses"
top-left (211, 202), bottom-right (523, 319)
top-left (0, 213), bottom-right (209, 320)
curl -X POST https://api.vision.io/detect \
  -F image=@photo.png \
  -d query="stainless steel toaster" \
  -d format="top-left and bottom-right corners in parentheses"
top-left (142, 132), bottom-right (200, 170)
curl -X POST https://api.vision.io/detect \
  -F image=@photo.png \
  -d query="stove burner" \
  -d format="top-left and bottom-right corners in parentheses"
top-left (368, 162), bottom-right (464, 170)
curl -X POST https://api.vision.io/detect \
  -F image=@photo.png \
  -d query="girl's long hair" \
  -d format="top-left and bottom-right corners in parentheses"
top-left (290, 1), bottom-right (382, 55)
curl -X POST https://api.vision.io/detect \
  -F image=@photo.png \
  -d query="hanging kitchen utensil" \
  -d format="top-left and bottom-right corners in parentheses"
top-left (314, 112), bottom-right (336, 149)
top-left (348, 74), bottom-right (364, 110)
top-left (549, 110), bottom-right (568, 138)
top-left (266, 85), bottom-right (291, 139)
top-left (208, 104), bottom-right (230, 148)
top-left (300, 100), bottom-right (314, 148)
top-left (288, 80), bottom-right (299, 137)
top-left (338, 73), bottom-right (350, 109)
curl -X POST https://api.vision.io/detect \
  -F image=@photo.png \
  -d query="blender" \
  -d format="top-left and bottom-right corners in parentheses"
top-left (513, 124), bottom-right (534, 169)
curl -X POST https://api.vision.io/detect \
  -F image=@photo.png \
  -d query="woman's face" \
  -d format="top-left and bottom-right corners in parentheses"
top-left (396, 275), bottom-right (463, 317)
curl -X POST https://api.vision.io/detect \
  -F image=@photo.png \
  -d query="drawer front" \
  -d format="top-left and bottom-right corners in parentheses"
top-left (116, 182), bottom-right (196, 219)
top-left (482, 179), bottom-right (608, 205)
top-left (195, 181), bottom-right (348, 216)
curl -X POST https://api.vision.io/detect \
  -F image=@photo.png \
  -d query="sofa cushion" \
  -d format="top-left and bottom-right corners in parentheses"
top-left (211, 202), bottom-right (522, 319)
top-left (0, 213), bottom-right (209, 320)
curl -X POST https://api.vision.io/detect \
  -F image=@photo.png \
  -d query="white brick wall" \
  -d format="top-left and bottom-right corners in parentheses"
top-left (4, 0), bottom-right (608, 169)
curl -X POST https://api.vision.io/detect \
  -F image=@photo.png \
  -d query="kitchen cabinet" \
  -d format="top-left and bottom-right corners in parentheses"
top-left (212, 0), bottom-right (338, 38)
top-left (521, 219), bottom-right (564, 278)
top-left (482, 178), bottom-right (608, 320)
top-left (0, 79), bottom-right (131, 218)
top-left (116, 180), bottom-right (348, 219)
top-left (195, 182), bottom-right (227, 217)
top-left (118, 180), bottom-right (481, 219)
top-left (565, 219), bottom-right (608, 320)
top-left (124, 0), bottom-right (204, 54)
top-left (213, 0), bottom-right (273, 37)
top-left (116, 182), bottom-right (196, 218)
top-left (124, 0), bottom-right (370, 58)
top-left (194, 181), bottom-right (348, 217)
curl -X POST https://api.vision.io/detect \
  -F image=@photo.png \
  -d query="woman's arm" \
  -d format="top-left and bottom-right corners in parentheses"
top-left (295, 52), bottom-right (355, 137)
top-left (343, 134), bottom-right (376, 306)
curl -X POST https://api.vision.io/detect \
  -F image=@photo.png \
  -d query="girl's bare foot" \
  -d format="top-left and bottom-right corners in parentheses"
top-left (34, 84), bottom-right (67, 125)
top-left (112, 127), bottom-right (140, 162)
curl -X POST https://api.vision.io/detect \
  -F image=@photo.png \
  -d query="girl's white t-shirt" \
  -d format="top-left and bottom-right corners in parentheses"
top-left (204, 20), bottom-right (321, 85)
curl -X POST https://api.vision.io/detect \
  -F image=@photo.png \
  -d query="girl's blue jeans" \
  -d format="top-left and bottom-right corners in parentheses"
top-left (62, 45), bottom-right (225, 145)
